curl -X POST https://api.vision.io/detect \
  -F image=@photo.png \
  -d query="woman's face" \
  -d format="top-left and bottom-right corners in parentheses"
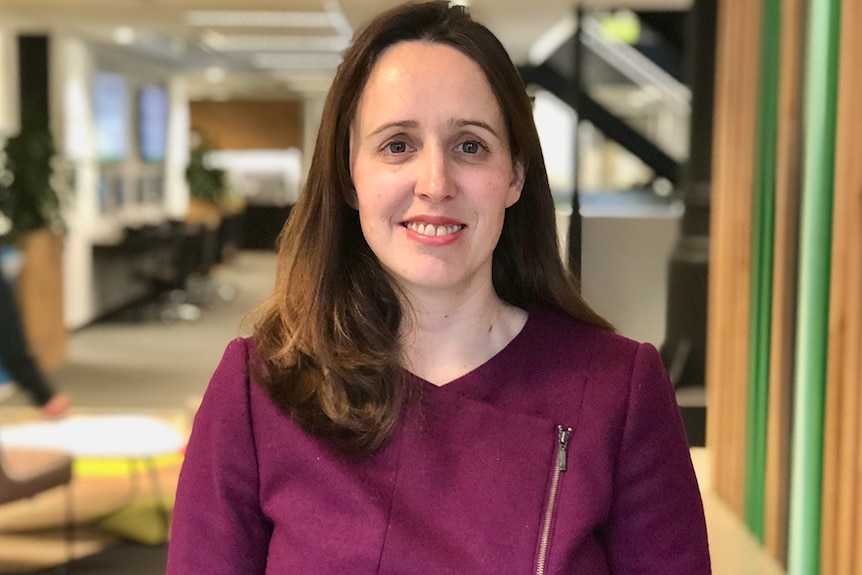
top-left (350, 41), bottom-right (523, 299)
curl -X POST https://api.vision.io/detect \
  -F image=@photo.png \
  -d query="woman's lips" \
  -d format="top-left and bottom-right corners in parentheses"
top-left (400, 217), bottom-right (466, 244)
top-left (402, 221), bottom-right (465, 237)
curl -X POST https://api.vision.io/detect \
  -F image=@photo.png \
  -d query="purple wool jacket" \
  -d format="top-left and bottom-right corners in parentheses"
top-left (167, 306), bottom-right (711, 574)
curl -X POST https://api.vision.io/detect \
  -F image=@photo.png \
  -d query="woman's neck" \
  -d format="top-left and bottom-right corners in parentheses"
top-left (399, 290), bottom-right (527, 386)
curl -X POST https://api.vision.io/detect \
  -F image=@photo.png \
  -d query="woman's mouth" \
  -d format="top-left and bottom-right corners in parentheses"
top-left (402, 222), bottom-right (466, 237)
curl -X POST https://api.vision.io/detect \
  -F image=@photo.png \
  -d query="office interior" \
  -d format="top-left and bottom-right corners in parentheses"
top-left (0, 0), bottom-right (859, 574)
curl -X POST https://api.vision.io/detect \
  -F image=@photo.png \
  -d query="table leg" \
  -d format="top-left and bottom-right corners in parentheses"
top-left (143, 457), bottom-right (171, 540)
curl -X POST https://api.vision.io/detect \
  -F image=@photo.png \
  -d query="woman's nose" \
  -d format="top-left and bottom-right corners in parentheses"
top-left (415, 146), bottom-right (455, 202)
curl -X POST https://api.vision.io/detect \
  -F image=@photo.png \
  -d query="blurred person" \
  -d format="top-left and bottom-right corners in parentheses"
top-left (168, 2), bottom-right (710, 573)
top-left (0, 246), bottom-right (70, 418)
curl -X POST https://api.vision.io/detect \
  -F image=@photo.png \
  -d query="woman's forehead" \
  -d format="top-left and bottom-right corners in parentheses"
top-left (353, 41), bottom-right (502, 131)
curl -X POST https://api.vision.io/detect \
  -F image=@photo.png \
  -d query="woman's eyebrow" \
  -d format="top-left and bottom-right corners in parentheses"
top-left (366, 118), bottom-right (500, 139)
top-left (367, 120), bottom-right (419, 137)
top-left (450, 118), bottom-right (500, 138)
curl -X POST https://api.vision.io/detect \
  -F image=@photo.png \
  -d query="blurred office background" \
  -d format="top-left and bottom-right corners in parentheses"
top-left (0, 0), bottom-right (860, 574)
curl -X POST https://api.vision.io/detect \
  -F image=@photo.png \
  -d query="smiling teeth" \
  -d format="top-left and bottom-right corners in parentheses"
top-left (405, 222), bottom-right (463, 236)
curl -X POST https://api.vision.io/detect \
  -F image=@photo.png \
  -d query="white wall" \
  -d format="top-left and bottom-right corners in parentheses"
top-left (533, 88), bottom-right (680, 347)
top-left (579, 193), bottom-right (682, 347)
top-left (0, 27), bottom-right (19, 138)
top-left (49, 34), bottom-right (190, 328)
top-left (164, 77), bottom-right (190, 220)
top-left (54, 36), bottom-right (97, 329)
top-left (533, 89), bottom-right (576, 195)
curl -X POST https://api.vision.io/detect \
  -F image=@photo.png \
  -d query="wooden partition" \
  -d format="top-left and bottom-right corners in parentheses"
top-left (706, 0), bottom-right (760, 517)
top-left (745, 0), bottom-right (781, 540)
top-left (710, 0), bottom-right (862, 572)
top-left (764, 0), bottom-right (804, 560)
top-left (190, 99), bottom-right (303, 150)
top-left (820, 0), bottom-right (862, 572)
top-left (787, 0), bottom-right (841, 571)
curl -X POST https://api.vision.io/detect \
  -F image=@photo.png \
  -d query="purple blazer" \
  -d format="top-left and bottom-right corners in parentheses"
top-left (168, 306), bottom-right (711, 574)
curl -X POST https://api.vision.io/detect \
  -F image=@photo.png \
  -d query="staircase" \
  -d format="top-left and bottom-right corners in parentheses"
top-left (520, 7), bottom-right (710, 447)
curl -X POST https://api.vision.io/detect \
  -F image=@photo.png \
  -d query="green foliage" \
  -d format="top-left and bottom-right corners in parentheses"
top-left (186, 141), bottom-right (227, 206)
top-left (0, 127), bottom-right (64, 244)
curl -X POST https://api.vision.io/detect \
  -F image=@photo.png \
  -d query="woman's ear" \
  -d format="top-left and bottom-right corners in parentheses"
top-left (346, 132), bottom-right (360, 210)
top-left (506, 160), bottom-right (526, 207)
top-left (345, 187), bottom-right (359, 210)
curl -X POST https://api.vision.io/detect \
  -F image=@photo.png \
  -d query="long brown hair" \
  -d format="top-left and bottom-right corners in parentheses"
top-left (251, 0), bottom-right (611, 454)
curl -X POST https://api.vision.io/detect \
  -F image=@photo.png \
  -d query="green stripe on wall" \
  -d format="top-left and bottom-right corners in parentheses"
top-left (744, 0), bottom-right (781, 542)
top-left (787, 0), bottom-right (841, 572)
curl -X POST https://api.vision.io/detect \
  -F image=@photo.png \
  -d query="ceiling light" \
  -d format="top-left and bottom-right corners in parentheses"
top-left (187, 10), bottom-right (333, 29)
top-left (205, 66), bottom-right (226, 83)
top-left (113, 26), bottom-right (136, 45)
top-left (251, 52), bottom-right (343, 70)
top-left (201, 33), bottom-right (350, 53)
top-left (201, 30), bottom-right (227, 50)
top-left (324, 0), bottom-right (352, 37)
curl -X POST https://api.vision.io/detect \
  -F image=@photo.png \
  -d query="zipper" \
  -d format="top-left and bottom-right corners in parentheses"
top-left (535, 425), bottom-right (572, 575)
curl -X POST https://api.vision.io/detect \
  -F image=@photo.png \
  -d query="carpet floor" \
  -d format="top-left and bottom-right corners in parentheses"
top-left (1, 251), bottom-right (276, 573)
top-left (5, 543), bottom-right (167, 575)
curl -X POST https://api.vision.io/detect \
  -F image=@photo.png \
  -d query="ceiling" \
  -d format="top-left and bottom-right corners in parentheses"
top-left (0, 0), bottom-right (691, 100)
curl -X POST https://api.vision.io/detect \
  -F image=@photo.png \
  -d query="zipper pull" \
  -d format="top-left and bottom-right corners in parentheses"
top-left (556, 425), bottom-right (572, 472)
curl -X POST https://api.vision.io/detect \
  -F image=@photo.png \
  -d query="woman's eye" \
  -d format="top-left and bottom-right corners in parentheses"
top-left (384, 141), bottom-right (408, 154)
top-left (458, 140), bottom-right (483, 154)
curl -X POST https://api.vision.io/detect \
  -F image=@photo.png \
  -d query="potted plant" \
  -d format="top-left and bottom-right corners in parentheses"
top-left (0, 126), bottom-right (64, 243)
top-left (0, 124), bottom-right (67, 370)
top-left (185, 135), bottom-right (229, 228)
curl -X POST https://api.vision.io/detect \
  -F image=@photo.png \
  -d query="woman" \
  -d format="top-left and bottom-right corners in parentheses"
top-left (167, 2), bottom-right (711, 574)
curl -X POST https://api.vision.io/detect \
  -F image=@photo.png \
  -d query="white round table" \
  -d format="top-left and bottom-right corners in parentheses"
top-left (0, 414), bottom-right (186, 458)
top-left (0, 414), bottom-right (187, 540)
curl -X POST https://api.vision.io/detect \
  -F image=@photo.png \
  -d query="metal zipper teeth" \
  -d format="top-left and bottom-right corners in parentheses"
top-left (535, 425), bottom-right (572, 575)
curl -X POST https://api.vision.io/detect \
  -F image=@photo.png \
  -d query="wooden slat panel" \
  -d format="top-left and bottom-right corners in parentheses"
top-left (764, 0), bottom-right (804, 564)
top-left (706, 0), bottom-right (760, 515)
top-left (746, 0), bottom-right (781, 540)
top-left (821, 0), bottom-right (862, 571)
top-left (787, 0), bottom-right (841, 571)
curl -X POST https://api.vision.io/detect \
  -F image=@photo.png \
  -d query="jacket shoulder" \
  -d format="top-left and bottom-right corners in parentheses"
top-left (528, 306), bottom-right (648, 369)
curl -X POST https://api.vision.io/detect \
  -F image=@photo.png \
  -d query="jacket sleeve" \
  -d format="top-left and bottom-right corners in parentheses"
top-left (604, 343), bottom-right (711, 574)
top-left (167, 338), bottom-right (272, 574)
